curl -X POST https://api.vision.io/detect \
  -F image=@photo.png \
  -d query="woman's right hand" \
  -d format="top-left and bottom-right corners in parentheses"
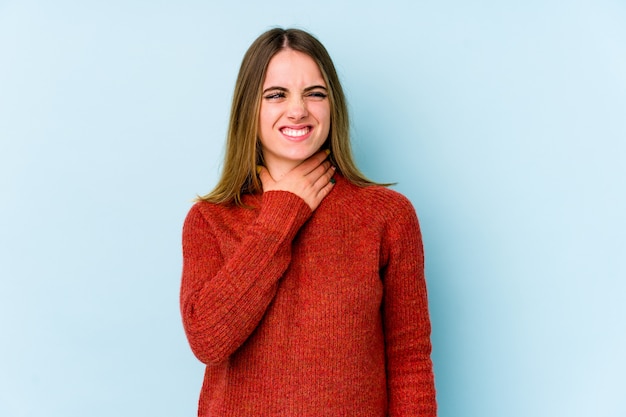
top-left (258, 150), bottom-right (336, 211)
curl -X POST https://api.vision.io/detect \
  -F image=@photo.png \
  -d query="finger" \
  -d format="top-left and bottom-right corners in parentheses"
top-left (313, 165), bottom-right (336, 190)
top-left (257, 166), bottom-right (274, 188)
top-left (296, 149), bottom-right (331, 175)
top-left (306, 160), bottom-right (332, 182)
top-left (315, 171), bottom-right (336, 199)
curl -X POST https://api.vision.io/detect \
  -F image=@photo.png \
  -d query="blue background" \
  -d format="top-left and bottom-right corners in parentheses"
top-left (1, 1), bottom-right (625, 416)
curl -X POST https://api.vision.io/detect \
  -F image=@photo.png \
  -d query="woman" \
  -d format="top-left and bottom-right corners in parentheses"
top-left (180, 28), bottom-right (436, 416)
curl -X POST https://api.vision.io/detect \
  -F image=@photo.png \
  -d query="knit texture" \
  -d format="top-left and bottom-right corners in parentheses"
top-left (180, 174), bottom-right (436, 416)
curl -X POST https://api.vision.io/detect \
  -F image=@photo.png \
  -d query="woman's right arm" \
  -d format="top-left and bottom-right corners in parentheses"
top-left (180, 150), bottom-right (335, 364)
top-left (180, 191), bottom-right (311, 365)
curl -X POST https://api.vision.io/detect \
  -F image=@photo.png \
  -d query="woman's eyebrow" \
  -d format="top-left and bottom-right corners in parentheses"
top-left (303, 85), bottom-right (327, 92)
top-left (262, 85), bottom-right (327, 94)
top-left (262, 86), bottom-right (287, 94)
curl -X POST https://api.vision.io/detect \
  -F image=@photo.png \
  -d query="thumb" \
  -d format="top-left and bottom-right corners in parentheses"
top-left (256, 166), bottom-right (274, 189)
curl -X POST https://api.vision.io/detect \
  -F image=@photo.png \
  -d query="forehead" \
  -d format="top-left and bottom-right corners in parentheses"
top-left (263, 49), bottom-right (326, 87)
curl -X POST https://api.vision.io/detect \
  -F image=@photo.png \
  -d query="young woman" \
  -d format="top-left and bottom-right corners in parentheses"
top-left (180, 28), bottom-right (437, 416)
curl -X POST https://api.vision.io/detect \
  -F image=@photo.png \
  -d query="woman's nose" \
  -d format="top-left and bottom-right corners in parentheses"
top-left (287, 97), bottom-right (308, 120)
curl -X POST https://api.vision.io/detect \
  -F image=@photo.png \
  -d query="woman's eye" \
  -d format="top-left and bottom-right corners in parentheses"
top-left (264, 92), bottom-right (285, 100)
top-left (308, 91), bottom-right (327, 99)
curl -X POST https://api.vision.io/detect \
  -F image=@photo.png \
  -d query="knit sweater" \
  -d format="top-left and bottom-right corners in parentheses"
top-left (180, 174), bottom-right (436, 416)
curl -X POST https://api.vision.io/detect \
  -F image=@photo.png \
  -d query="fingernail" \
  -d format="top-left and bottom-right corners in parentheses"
top-left (325, 149), bottom-right (331, 155)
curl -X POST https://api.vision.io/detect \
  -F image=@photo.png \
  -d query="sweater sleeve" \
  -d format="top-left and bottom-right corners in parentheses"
top-left (180, 191), bottom-right (311, 365)
top-left (381, 195), bottom-right (437, 416)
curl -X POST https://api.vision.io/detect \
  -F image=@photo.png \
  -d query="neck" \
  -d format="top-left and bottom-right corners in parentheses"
top-left (263, 158), bottom-right (302, 181)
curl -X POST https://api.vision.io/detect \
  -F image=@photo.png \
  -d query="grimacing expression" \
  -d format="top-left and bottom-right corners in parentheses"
top-left (258, 49), bottom-right (331, 172)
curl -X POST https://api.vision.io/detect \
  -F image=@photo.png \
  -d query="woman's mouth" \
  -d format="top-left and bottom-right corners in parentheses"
top-left (281, 126), bottom-right (311, 138)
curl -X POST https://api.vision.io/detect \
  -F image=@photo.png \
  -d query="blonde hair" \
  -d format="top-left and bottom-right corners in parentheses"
top-left (199, 28), bottom-right (381, 206)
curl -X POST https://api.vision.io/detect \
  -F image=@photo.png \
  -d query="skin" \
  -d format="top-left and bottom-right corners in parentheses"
top-left (257, 49), bottom-right (335, 211)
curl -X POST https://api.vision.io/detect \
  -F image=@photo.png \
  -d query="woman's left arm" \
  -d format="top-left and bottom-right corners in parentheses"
top-left (381, 194), bottom-right (437, 416)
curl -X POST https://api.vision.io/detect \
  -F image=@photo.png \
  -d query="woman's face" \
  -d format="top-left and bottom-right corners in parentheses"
top-left (258, 49), bottom-right (331, 173)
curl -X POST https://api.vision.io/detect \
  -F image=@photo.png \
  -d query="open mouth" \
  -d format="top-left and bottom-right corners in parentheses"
top-left (281, 127), bottom-right (311, 138)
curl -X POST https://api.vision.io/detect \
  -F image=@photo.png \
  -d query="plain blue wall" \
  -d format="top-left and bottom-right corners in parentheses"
top-left (1, 1), bottom-right (624, 416)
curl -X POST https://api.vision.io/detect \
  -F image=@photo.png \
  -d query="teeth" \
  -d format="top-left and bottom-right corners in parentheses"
top-left (282, 127), bottom-right (309, 137)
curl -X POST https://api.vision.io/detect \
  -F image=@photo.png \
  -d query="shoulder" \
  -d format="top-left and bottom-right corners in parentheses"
top-left (324, 176), bottom-right (419, 236)
top-left (184, 200), bottom-right (223, 223)
top-left (183, 200), bottom-right (246, 230)
top-left (186, 194), bottom-right (260, 218)
top-left (182, 201), bottom-right (215, 233)
top-left (336, 177), bottom-right (417, 221)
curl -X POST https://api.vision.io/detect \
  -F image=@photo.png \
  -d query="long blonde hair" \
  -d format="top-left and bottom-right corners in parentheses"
top-left (199, 28), bottom-right (381, 206)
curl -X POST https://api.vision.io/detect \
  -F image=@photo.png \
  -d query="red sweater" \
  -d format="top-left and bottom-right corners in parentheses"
top-left (180, 174), bottom-right (436, 416)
